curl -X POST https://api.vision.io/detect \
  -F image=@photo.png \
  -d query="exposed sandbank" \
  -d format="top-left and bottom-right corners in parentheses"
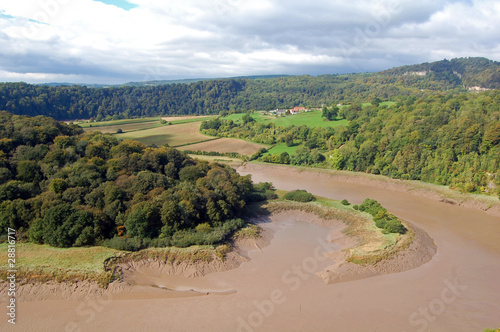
top-left (0, 208), bottom-right (436, 302)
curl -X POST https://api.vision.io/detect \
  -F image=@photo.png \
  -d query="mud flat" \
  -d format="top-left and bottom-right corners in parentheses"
top-left (1, 164), bottom-right (499, 331)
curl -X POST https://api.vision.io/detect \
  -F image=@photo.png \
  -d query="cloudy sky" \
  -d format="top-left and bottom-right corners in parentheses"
top-left (1, 0), bottom-right (499, 84)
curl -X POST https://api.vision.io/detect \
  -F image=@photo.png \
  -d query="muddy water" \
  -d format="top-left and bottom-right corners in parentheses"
top-left (3, 164), bottom-right (500, 332)
top-left (123, 220), bottom-right (338, 293)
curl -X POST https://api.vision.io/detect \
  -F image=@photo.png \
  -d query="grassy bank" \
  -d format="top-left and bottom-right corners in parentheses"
top-left (0, 244), bottom-right (120, 287)
top-left (0, 242), bottom-right (233, 288)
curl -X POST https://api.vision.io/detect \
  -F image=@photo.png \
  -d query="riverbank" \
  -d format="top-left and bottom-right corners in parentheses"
top-left (236, 163), bottom-right (500, 217)
top-left (1, 198), bottom-right (436, 302)
top-left (2, 164), bottom-right (499, 332)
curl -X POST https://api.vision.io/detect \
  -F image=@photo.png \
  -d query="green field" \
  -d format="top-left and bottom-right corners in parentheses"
top-left (264, 143), bottom-right (300, 155)
top-left (83, 121), bottom-right (162, 134)
top-left (169, 116), bottom-right (217, 125)
top-left (78, 117), bottom-right (159, 128)
top-left (222, 112), bottom-right (266, 123)
top-left (222, 110), bottom-right (348, 128)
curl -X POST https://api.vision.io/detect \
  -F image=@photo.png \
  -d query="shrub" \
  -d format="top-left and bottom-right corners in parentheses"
top-left (341, 199), bottom-right (350, 206)
top-left (358, 198), bottom-right (406, 234)
top-left (102, 237), bottom-right (145, 251)
top-left (195, 223), bottom-right (212, 233)
top-left (171, 219), bottom-right (244, 248)
top-left (283, 189), bottom-right (315, 202)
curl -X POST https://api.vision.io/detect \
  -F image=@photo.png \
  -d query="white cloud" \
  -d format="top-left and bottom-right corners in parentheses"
top-left (0, 0), bottom-right (499, 83)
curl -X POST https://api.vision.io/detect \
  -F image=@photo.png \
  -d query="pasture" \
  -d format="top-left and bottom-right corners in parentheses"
top-left (78, 117), bottom-right (159, 128)
top-left (264, 143), bottom-right (299, 155)
top-left (221, 110), bottom-right (347, 128)
top-left (83, 120), bottom-right (161, 134)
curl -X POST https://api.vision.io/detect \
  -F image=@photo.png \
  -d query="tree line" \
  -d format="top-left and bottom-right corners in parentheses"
top-left (1, 57), bottom-right (498, 121)
top-left (203, 90), bottom-right (500, 196)
top-left (0, 111), bottom-right (271, 249)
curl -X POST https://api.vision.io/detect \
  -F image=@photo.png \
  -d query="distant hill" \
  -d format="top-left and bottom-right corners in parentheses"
top-left (119, 75), bottom-right (290, 87)
top-left (1, 58), bottom-right (499, 120)
top-left (382, 57), bottom-right (500, 90)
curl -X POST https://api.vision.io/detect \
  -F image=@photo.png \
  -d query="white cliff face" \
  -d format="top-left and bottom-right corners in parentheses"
top-left (403, 71), bottom-right (429, 76)
top-left (468, 86), bottom-right (491, 91)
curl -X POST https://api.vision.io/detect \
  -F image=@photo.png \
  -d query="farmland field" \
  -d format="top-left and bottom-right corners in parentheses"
top-left (264, 143), bottom-right (300, 155)
top-left (187, 154), bottom-right (243, 163)
top-left (161, 115), bottom-right (216, 124)
top-left (221, 110), bottom-right (347, 128)
top-left (83, 121), bottom-right (161, 134)
top-left (78, 117), bottom-right (159, 128)
top-left (116, 121), bottom-right (214, 146)
top-left (263, 110), bottom-right (347, 128)
top-left (178, 138), bottom-right (268, 156)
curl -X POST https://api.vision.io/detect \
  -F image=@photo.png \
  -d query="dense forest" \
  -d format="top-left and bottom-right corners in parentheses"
top-left (204, 90), bottom-right (500, 195)
top-left (0, 57), bottom-right (498, 121)
top-left (0, 112), bottom-right (271, 249)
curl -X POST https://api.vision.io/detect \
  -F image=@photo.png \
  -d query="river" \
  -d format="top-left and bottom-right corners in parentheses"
top-left (3, 164), bottom-right (499, 332)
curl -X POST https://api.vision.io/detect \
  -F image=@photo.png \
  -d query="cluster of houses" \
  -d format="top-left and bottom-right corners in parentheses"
top-left (268, 106), bottom-right (311, 116)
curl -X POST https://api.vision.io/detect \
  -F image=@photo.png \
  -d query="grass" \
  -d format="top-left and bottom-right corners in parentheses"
top-left (234, 225), bottom-right (261, 239)
top-left (221, 110), bottom-right (348, 128)
top-left (221, 113), bottom-right (266, 123)
top-left (83, 121), bottom-right (162, 134)
top-left (169, 116), bottom-right (218, 125)
top-left (78, 117), bottom-right (159, 128)
top-left (260, 111), bottom-right (347, 128)
top-left (0, 242), bottom-right (231, 287)
top-left (264, 143), bottom-right (300, 155)
top-left (0, 243), bottom-right (120, 286)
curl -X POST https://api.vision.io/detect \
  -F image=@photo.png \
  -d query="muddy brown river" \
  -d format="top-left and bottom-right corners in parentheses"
top-left (2, 164), bottom-right (499, 332)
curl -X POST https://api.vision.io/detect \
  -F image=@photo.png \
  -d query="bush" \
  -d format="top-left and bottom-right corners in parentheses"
top-left (102, 236), bottom-right (172, 251)
top-left (341, 199), bottom-right (350, 206)
top-left (358, 198), bottom-right (406, 234)
top-left (171, 219), bottom-right (244, 248)
top-left (195, 223), bottom-right (212, 233)
top-left (283, 189), bottom-right (315, 202)
top-left (102, 237), bottom-right (145, 251)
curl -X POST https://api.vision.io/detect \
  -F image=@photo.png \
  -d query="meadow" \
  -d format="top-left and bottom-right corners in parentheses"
top-left (83, 120), bottom-right (161, 134)
top-left (222, 110), bottom-right (348, 128)
top-left (78, 117), bottom-right (159, 128)
top-left (264, 143), bottom-right (299, 155)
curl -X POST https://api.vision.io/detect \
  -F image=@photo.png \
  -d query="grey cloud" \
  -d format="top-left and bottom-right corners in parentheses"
top-left (0, 0), bottom-right (499, 83)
